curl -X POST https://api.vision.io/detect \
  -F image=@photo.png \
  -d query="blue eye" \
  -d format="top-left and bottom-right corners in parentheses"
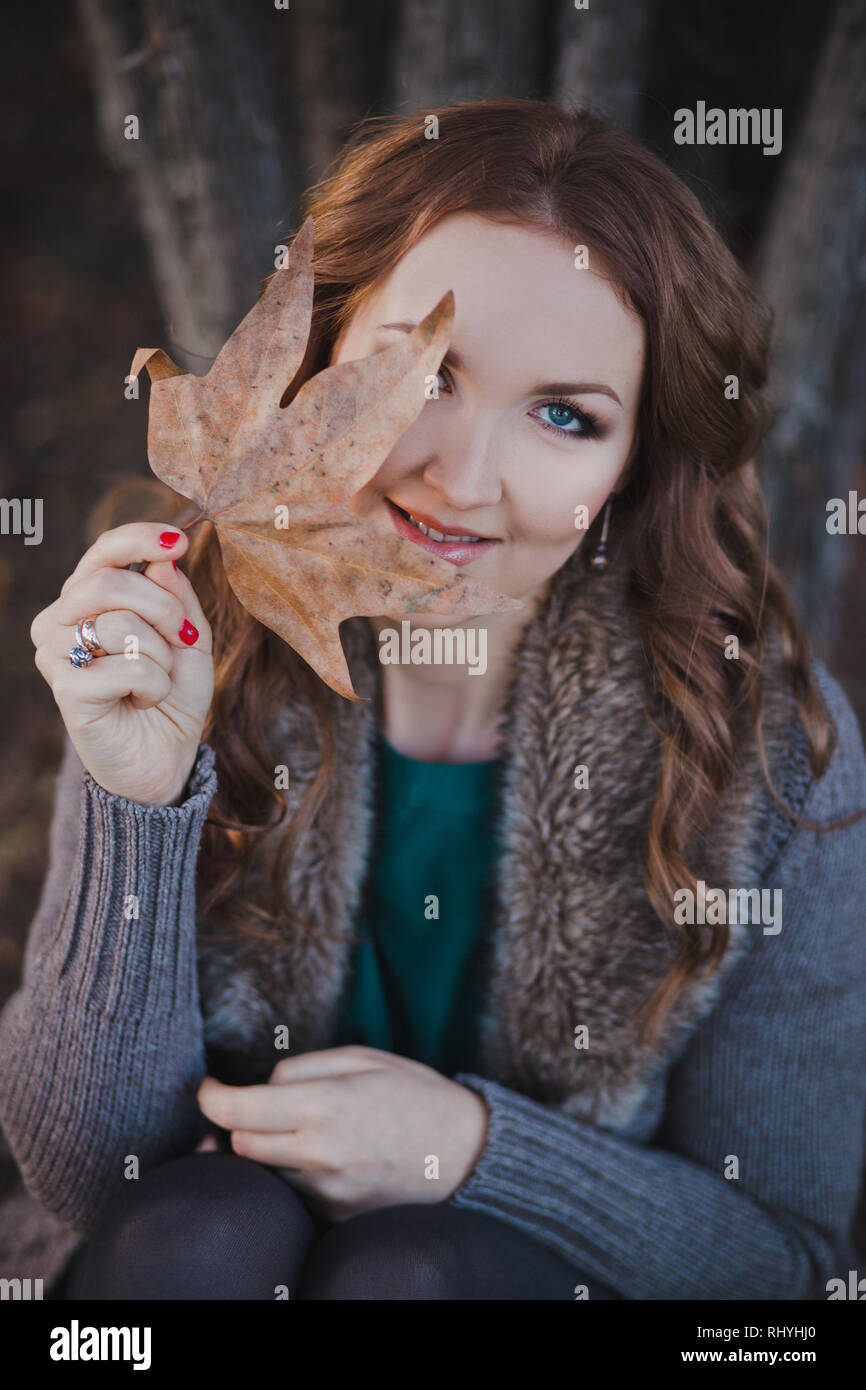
top-left (430, 366), bottom-right (603, 442)
top-left (534, 400), bottom-right (602, 440)
top-left (542, 403), bottom-right (578, 430)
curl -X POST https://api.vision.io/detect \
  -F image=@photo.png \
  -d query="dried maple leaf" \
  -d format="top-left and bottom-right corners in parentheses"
top-left (129, 217), bottom-right (522, 700)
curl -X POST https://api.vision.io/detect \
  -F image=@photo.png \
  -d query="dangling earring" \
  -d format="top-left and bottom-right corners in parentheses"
top-left (588, 495), bottom-right (613, 571)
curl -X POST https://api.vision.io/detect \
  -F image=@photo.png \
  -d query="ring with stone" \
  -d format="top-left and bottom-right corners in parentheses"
top-left (68, 646), bottom-right (94, 668)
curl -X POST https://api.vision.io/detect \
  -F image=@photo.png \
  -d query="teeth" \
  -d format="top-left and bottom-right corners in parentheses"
top-left (406, 511), bottom-right (481, 543)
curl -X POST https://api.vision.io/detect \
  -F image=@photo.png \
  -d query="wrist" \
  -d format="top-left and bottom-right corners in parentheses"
top-left (453, 1084), bottom-right (490, 1189)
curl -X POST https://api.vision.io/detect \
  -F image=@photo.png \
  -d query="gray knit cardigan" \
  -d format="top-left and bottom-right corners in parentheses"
top-left (1, 540), bottom-right (865, 1299)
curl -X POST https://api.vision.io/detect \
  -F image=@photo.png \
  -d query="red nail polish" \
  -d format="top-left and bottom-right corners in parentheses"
top-left (159, 530), bottom-right (180, 548)
top-left (179, 620), bottom-right (198, 645)
top-left (171, 559), bottom-right (177, 570)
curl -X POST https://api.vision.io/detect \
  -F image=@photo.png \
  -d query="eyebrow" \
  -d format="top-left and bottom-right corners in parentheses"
top-left (376, 322), bottom-right (623, 408)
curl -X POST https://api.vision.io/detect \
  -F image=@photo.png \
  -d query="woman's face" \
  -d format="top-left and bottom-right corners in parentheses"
top-left (331, 213), bottom-right (645, 608)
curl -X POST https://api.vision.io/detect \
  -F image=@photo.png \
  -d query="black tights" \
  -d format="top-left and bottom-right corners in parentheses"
top-left (57, 1151), bottom-right (619, 1300)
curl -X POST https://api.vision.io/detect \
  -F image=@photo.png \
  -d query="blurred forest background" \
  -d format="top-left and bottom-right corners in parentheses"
top-left (1, 0), bottom-right (865, 1239)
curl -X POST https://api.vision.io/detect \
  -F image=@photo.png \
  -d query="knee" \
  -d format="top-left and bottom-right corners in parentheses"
top-left (300, 1204), bottom-right (466, 1300)
top-left (66, 1151), bottom-right (320, 1299)
top-left (94, 1151), bottom-right (277, 1228)
top-left (86, 1151), bottom-right (307, 1274)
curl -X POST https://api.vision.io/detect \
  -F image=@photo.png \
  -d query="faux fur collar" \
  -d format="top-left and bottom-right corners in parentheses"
top-left (198, 536), bottom-right (798, 1129)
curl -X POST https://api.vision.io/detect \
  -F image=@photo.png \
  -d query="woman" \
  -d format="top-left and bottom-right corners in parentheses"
top-left (2, 99), bottom-right (865, 1301)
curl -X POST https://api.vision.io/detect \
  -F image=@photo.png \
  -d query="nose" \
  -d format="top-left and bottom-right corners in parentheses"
top-left (420, 412), bottom-right (503, 513)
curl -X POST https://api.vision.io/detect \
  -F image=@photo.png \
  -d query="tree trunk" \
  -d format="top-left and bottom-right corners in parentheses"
top-left (552, 0), bottom-right (652, 130)
top-left (75, 0), bottom-right (294, 367)
top-left (754, 0), bottom-right (866, 649)
top-left (389, 0), bottom-right (548, 109)
top-left (283, 0), bottom-right (394, 183)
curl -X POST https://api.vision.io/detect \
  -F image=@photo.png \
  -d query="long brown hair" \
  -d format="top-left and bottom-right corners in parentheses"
top-left (93, 99), bottom-right (861, 1049)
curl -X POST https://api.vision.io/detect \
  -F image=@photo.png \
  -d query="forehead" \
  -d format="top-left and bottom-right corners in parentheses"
top-left (348, 212), bottom-right (644, 396)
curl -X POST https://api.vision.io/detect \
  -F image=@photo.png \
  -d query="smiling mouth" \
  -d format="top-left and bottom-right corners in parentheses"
top-left (385, 498), bottom-right (501, 567)
top-left (388, 499), bottom-right (495, 543)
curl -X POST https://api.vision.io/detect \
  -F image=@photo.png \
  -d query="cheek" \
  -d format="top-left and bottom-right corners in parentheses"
top-left (511, 450), bottom-right (618, 546)
top-left (356, 415), bottom-right (426, 491)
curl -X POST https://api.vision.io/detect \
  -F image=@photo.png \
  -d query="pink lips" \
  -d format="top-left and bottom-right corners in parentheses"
top-left (385, 498), bottom-right (501, 567)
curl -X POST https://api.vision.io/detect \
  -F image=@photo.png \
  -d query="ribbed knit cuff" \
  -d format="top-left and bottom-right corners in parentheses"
top-left (46, 741), bottom-right (218, 1020)
top-left (449, 1071), bottom-right (581, 1231)
top-left (448, 1072), bottom-right (816, 1300)
top-left (448, 1070), bottom-right (676, 1294)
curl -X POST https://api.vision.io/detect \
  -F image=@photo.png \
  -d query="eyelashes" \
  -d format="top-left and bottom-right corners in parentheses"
top-left (534, 397), bottom-right (604, 441)
top-left (433, 368), bottom-right (605, 442)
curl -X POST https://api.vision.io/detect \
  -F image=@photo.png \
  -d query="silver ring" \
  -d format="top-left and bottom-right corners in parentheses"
top-left (75, 616), bottom-right (108, 657)
top-left (69, 646), bottom-right (94, 668)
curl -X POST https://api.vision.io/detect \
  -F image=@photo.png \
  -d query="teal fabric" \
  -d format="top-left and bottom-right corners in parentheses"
top-left (332, 730), bottom-right (502, 1076)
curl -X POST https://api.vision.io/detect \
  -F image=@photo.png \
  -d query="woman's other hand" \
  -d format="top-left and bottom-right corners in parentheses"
top-left (196, 1046), bottom-right (490, 1222)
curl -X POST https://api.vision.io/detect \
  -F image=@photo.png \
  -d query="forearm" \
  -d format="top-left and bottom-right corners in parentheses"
top-left (0, 739), bottom-right (217, 1235)
top-left (449, 1073), bottom-right (825, 1300)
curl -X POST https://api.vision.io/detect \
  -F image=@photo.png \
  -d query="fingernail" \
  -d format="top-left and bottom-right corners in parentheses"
top-left (179, 619), bottom-right (198, 645)
top-left (171, 559), bottom-right (177, 570)
top-left (159, 530), bottom-right (180, 548)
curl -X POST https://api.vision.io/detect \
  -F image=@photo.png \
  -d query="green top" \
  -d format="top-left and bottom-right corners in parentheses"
top-left (332, 729), bottom-right (502, 1076)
